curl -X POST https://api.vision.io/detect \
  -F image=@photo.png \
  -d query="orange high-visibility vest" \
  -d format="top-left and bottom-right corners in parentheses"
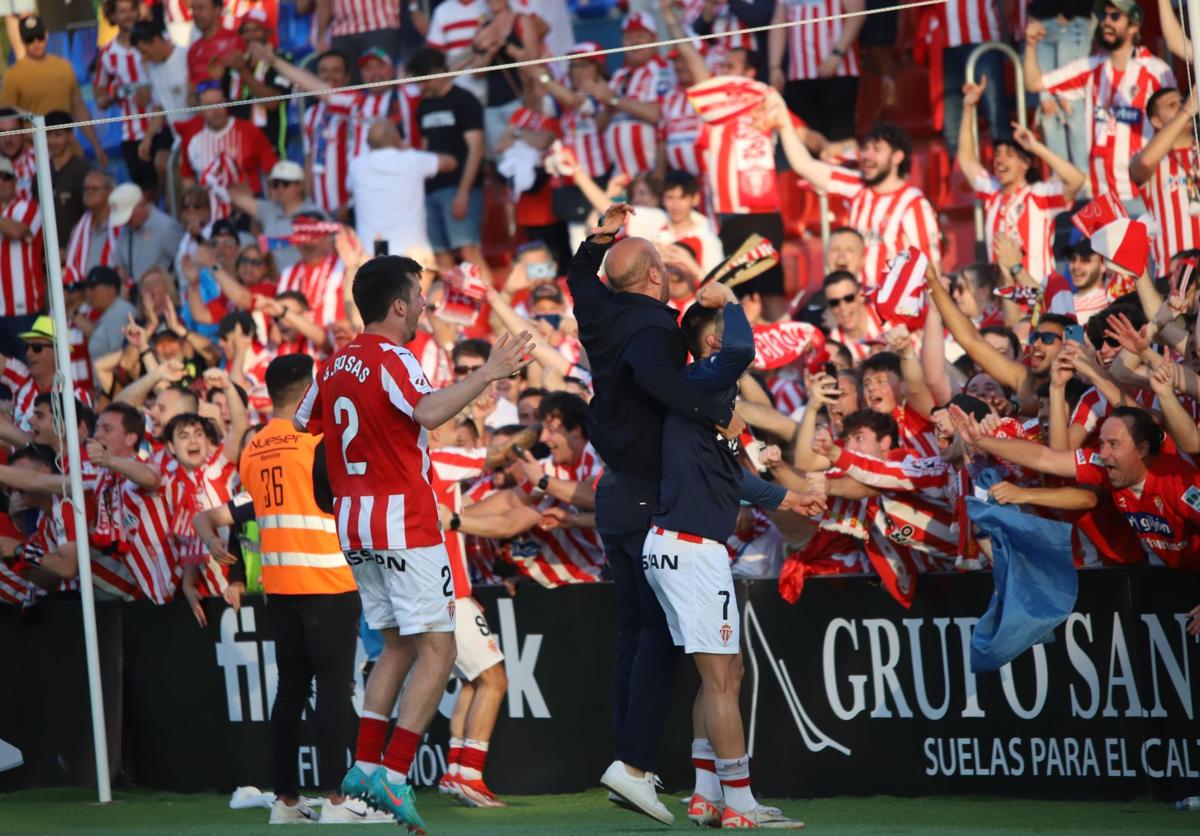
top-left (239, 418), bottom-right (356, 595)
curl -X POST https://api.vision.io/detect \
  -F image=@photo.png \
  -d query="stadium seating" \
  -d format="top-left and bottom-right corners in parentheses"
top-left (69, 24), bottom-right (99, 80)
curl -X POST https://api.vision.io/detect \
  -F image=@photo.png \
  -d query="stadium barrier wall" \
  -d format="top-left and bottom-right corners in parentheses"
top-left (1, 570), bottom-right (1197, 800)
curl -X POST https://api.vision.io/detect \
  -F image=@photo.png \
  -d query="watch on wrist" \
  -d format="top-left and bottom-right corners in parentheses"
top-left (537, 474), bottom-right (550, 491)
top-left (450, 512), bottom-right (461, 531)
top-left (832, 47), bottom-right (845, 57)
top-left (538, 72), bottom-right (551, 84)
top-left (1008, 262), bottom-right (1023, 278)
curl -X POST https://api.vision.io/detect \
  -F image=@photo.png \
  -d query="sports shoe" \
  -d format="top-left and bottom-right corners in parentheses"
top-left (721, 804), bottom-right (805, 829)
top-left (268, 798), bottom-right (317, 824)
top-left (687, 793), bottom-right (723, 828)
top-left (455, 776), bottom-right (506, 808)
top-left (366, 770), bottom-right (427, 834)
top-left (340, 764), bottom-right (374, 804)
top-left (437, 772), bottom-right (461, 798)
top-left (600, 760), bottom-right (674, 826)
top-left (318, 797), bottom-right (394, 824)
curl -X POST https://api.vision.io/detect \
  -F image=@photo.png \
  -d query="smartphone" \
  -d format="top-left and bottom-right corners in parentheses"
top-left (824, 362), bottom-right (838, 378)
top-left (374, 239), bottom-right (389, 257)
top-left (527, 261), bottom-right (556, 280)
top-left (1064, 324), bottom-right (1085, 343)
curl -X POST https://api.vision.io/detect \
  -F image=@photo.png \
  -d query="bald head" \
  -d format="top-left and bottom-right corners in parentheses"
top-left (605, 237), bottom-right (667, 300)
top-left (367, 119), bottom-right (402, 150)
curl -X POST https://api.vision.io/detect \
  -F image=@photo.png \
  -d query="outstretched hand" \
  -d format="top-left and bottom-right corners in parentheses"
top-left (481, 331), bottom-right (535, 380)
top-left (591, 203), bottom-right (635, 239)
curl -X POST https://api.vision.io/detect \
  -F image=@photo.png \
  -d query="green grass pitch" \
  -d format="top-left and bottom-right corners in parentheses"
top-left (0, 788), bottom-right (1196, 834)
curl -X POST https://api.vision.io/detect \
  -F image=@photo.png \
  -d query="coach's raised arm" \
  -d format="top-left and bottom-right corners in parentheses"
top-left (566, 203), bottom-right (743, 823)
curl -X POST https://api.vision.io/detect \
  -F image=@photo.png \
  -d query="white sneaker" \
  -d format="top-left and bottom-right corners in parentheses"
top-left (268, 799), bottom-right (318, 824)
top-left (318, 797), bottom-right (394, 824)
top-left (600, 760), bottom-right (674, 825)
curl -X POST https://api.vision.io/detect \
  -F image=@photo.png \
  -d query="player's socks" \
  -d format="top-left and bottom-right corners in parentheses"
top-left (716, 755), bottom-right (757, 812)
top-left (354, 711), bottom-right (390, 776)
top-left (459, 739), bottom-right (490, 781)
top-left (691, 738), bottom-right (722, 801)
top-left (382, 726), bottom-right (421, 784)
top-left (447, 736), bottom-right (464, 777)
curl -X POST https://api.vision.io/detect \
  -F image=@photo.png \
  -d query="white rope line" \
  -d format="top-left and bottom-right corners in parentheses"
top-left (0, 0), bottom-right (946, 138)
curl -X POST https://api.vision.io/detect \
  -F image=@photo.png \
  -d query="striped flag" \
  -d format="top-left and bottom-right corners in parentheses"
top-left (685, 75), bottom-right (771, 124)
top-left (873, 246), bottom-right (928, 329)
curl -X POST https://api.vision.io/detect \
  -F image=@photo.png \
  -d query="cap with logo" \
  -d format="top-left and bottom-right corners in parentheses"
top-left (108, 183), bottom-right (144, 227)
top-left (19, 15), bottom-right (46, 44)
top-left (357, 46), bottom-right (392, 67)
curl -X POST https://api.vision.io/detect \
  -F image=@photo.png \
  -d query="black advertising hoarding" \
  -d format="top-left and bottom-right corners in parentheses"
top-left (0, 571), bottom-right (1196, 800)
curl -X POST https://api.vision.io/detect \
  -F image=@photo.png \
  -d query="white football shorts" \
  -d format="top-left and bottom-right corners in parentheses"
top-left (452, 596), bottom-right (505, 681)
top-left (641, 527), bottom-right (739, 655)
top-left (345, 544), bottom-right (455, 635)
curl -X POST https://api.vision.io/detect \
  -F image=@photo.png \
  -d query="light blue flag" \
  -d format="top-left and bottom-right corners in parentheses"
top-left (966, 498), bottom-right (1078, 673)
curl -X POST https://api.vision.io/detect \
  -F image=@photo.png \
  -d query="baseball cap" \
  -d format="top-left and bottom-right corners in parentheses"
top-left (19, 314), bottom-right (54, 342)
top-left (86, 265), bottom-right (122, 289)
top-left (357, 46), bottom-right (392, 67)
top-left (238, 7), bottom-right (269, 27)
top-left (0, 156), bottom-right (14, 177)
top-left (19, 15), bottom-right (46, 43)
top-left (108, 183), bottom-right (144, 227)
top-left (268, 160), bottom-right (304, 183)
top-left (1095, 0), bottom-right (1143, 23)
top-left (568, 41), bottom-right (605, 64)
top-left (622, 11), bottom-right (657, 37)
top-left (209, 218), bottom-right (240, 240)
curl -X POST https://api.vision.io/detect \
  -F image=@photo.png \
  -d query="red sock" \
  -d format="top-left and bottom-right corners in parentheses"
top-left (459, 740), bottom-right (489, 779)
top-left (447, 737), bottom-right (464, 770)
top-left (382, 726), bottom-right (421, 777)
top-left (355, 714), bottom-right (389, 765)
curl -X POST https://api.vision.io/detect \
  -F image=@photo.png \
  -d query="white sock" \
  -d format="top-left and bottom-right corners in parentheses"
top-left (716, 755), bottom-right (756, 813)
top-left (691, 738), bottom-right (722, 801)
top-left (355, 761), bottom-right (379, 775)
top-left (385, 769), bottom-right (407, 784)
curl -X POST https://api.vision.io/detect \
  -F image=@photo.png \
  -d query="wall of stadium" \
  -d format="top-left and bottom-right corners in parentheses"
top-left (1, 570), bottom-right (1197, 800)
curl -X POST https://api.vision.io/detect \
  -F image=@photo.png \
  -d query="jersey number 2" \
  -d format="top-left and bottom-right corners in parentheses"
top-left (333, 396), bottom-right (367, 475)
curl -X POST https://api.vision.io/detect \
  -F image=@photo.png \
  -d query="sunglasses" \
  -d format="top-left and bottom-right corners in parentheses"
top-left (0, 173), bottom-right (15, 182)
top-left (182, 203), bottom-right (206, 210)
top-left (1028, 331), bottom-right (1063, 346)
top-left (827, 292), bottom-right (858, 308)
top-left (269, 179), bottom-right (297, 189)
top-left (454, 364), bottom-right (484, 376)
top-left (26, 343), bottom-right (49, 354)
top-left (239, 256), bottom-right (265, 266)
top-left (1095, 335), bottom-right (1121, 349)
top-left (1102, 9), bottom-right (1124, 20)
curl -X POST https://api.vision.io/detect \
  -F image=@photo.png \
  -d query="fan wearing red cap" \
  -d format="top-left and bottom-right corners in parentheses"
top-left (575, 11), bottom-right (673, 178)
top-left (274, 214), bottom-right (348, 329)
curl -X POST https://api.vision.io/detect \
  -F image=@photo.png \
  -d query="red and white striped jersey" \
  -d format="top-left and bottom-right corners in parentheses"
top-left (158, 0), bottom-right (191, 26)
top-left (697, 109), bottom-right (789, 214)
top-left (168, 450), bottom-right (240, 595)
top-left (295, 334), bottom-right (443, 551)
top-left (0, 510), bottom-right (39, 606)
top-left (659, 88), bottom-right (703, 176)
top-left (973, 173), bottom-right (1069, 283)
top-left (64, 212), bottom-right (119, 283)
top-left (302, 95), bottom-right (353, 215)
top-left (0, 196), bottom-right (43, 318)
top-left (351, 90), bottom-right (401, 158)
top-left (1143, 146), bottom-right (1200, 273)
top-left (830, 305), bottom-right (884, 363)
top-left (1071, 385), bottom-right (1190, 447)
top-left (826, 168), bottom-right (940, 289)
top-left (833, 447), bottom-right (959, 566)
top-left (559, 103), bottom-right (609, 179)
top-left (87, 466), bottom-right (178, 604)
top-left (427, 0), bottom-right (487, 98)
top-left (181, 119), bottom-right (277, 195)
top-left (606, 56), bottom-right (674, 177)
top-left (94, 38), bottom-right (152, 143)
top-left (222, 0), bottom-right (278, 32)
top-left (29, 496), bottom-right (140, 601)
top-left (1, 359), bottom-right (91, 431)
top-left (276, 253), bottom-right (346, 328)
top-left (430, 445), bottom-right (489, 597)
top-left (1042, 48), bottom-right (1174, 202)
top-left (893, 403), bottom-right (940, 459)
top-left (328, 0), bottom-right (399, 36)
top-left (68, 312), bottom-right (94, 391)
top-left (939, 0), bottom-right (1000, 47)
top-left (462, 474), bottom-right (503, 585)
top-left (405, 328), bottom-right (455, 390)
top-left (769, 375), bottom-right (805, 417)
top-left (781, 0), bottom-right (861, 81)
top-left (510, 445), bottom-right (605, 587)
top-left (9, 147), bottom-right (35, 202)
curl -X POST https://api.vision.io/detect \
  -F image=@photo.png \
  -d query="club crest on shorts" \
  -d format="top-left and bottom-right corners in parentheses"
top-left (448, 599), bottom-right (456, 621)
top-left (720, 623), bottom-right (733, 646)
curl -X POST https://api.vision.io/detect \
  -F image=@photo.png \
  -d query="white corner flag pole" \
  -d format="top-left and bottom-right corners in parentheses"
top-left (30, 114), bottom-right (112, 804)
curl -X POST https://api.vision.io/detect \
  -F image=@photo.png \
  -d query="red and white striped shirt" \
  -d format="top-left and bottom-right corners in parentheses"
top-left (328, 0), bottom-right (399, 36)
top-left (1143, 146), bottom-right (1200, 273)
top-left (406, 328), bottom-right (455, 390)
top-left (430, 446), bottom-right (489, 597)
top-left (939, 0), bottom-right (1000, 47)
top-left (181, 118), bottom-right (277, 193)
top-left (1042, 48), bottom-right (1174, 202)
top-left (1, 359), bottom-right (91, 431)
top-left (427, 0), bottom-right (487, 99)
top-left (769, 375), bottom-right (805, 416)
top-left (87, 465), bottom-right (178, 604)
top-left (973, 173), bottom-right (1069, 283)
top-left (830, 305), bottom-right (884, 363)
top-left (302, 95), bottom-right (354, 215)
top-left (698, 110), bottom-right (784, 214)
top-left (559, 103), bottom-right (608, 179)
top-left (0, 196), bottom-right (43, 318)
top-left (9, 147), bottom-right (35, 202)
top-left (659, 88), bottom-right (703, 176)
top-left (894, 403), bottom-right (940, 459)
top-left (94, 38), bottom-right (152, 143)
top-left (606, 56), bottom-right (674, 177)
top-left (781, 0), bottom-right (861, 80)
top-left (34, 496), bottom-right (141, 601)
top-left (64, 211), bottom-right (119, 284)
top-left (826, 168), bottom-right (940, 289)
top-left (510, 445), bottom-right (605, 587)
top-left (169, 451), bottom-right (240, 596)
top-left (276, 253), bottom-right (346, 328)
top-left (351, 90), bottom-right (402, 158)
top-left (295, 335), bottom-right (443, 551)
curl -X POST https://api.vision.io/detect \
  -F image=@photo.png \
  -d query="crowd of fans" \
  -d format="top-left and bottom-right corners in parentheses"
top-left (0, 0), bottom-right (1198, 616)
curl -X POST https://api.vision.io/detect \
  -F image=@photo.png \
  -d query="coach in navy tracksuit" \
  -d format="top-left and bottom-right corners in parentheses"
top-left (567, 204), bottom-right (736, 823)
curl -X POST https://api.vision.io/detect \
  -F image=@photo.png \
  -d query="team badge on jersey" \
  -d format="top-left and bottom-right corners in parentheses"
top-left (719, 623), bottom-right (732, 646)
top-left (1182, 485), bottom-right (1200, 512)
